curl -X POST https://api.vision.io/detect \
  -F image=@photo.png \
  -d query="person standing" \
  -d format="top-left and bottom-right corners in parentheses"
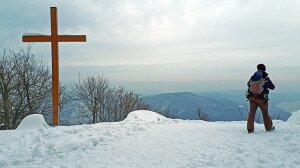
top-left (246, 64), bottom-right (275, 133)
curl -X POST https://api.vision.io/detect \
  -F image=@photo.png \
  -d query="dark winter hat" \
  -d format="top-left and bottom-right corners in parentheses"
top-left (257, 64), bottom-right (266, 72)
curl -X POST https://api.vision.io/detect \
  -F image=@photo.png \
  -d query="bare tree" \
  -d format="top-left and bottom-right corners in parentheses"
top-left (0, 49), bottom-right (17, 129)
top-left (154, 107), bottom-right (178, 119)
top-left (0, 45), bottom-right (52, 129)
top-left (42, 85), bottom-right (71, 125)
top-left (196, 106), bottom-right (209, 121)
top-left (72, 74), bottom-right (109, 124)
top-left (17, 46), bottom-right (52, 113)
top-left (117, 87), bottom-right (149, 120)
top-left (72, 74), bottom-right (149, 124)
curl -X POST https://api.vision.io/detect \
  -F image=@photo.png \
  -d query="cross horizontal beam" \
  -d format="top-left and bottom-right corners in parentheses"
top-left (57, 35), bottom-right (86, 42)
top-left (22, 35), bottom-right (86, 42)
top-left (22, 35), bottom-right (51, 42)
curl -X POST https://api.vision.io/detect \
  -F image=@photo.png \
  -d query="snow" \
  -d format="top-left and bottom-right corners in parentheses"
top-left (286, 110), bottom-right (300, 126)
top-left (16, 114), bottom-right (50, 130)
top-left (0, 110), bottom-right (299, 168)
top-left (123, 110), bottom-right (170, 123)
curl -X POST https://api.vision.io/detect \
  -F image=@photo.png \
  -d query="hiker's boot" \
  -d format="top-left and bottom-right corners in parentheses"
top-left (267, 126), bottom-right (275, 132)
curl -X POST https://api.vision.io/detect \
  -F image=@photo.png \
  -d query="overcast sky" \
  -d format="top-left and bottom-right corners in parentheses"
top-left (1, 0), bottom-right (300, 94)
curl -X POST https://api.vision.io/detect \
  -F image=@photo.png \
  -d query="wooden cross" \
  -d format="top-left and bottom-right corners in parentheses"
top-left (22, 7), bottom-right (86, 126)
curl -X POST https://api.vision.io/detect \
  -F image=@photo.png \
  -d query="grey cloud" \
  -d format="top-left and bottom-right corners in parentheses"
top-left (1, 0), bottom-right (300, 93)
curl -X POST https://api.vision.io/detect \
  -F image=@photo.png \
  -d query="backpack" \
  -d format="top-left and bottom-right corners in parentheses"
top-left (249, 77), bottom-right (265, 95)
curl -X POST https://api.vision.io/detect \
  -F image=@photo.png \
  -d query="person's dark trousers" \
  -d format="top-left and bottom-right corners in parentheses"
top-left (247, 97), bottom-right (273, 131)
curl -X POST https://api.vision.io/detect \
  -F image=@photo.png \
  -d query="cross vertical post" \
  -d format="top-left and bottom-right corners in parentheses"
top-left (51, 7), bottom-right (59, 126)
top-left (22, 7), bottom-right (86, 126)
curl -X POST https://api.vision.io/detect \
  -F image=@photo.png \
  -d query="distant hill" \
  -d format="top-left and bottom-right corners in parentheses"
top-left (143, 91), bottom-right (291, 122)
top-left (197, 90), bottom-right (296, 119)
top-left (143, 92), bottom-right (247, 121)
top-left (61, 91), bottom-right (295, 125)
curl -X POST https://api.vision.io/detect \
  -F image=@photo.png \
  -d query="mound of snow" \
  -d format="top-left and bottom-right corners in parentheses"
top-left (17, 114), bottom-right (50, 130)
top-left (286, 110), bottom-right (300, 125)
top-left (123, 110), bottom-right (169, 123)
top-left (1, 110), bottom-right (300, 168)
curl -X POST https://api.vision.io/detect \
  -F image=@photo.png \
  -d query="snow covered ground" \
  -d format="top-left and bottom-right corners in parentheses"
top-left (0, 110), bottom-right (299, 168)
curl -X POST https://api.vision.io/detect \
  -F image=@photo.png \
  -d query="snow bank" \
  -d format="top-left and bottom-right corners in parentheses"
top-left (1, 110), bottom-right (299, 168)
top-left (123, 110), bottom-right (169, 123)
top-left (17, 114), bottom-right (50, 130)
top-left (286, 110), bottom-right (300, 125)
